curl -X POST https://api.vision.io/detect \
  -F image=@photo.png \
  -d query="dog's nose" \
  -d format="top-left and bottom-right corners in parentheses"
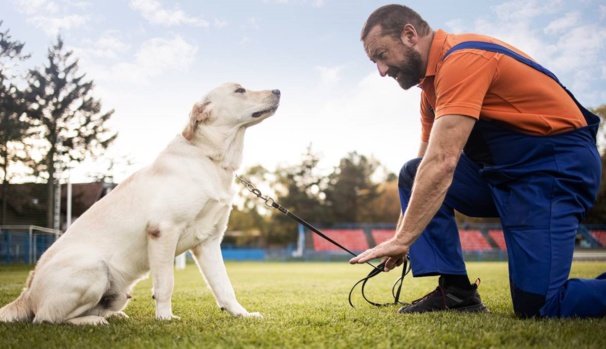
top-left (272, 89), bottom-right (281, 97)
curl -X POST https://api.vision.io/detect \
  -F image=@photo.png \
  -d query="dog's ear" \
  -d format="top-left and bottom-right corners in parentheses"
top-left (182, 101), bottom-right (212, 141)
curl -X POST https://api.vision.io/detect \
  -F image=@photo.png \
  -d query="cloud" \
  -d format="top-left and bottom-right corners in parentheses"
top-left (544, 12), bottom-right (579, 34)
top-left (15, 0), bottom-right (89, 36)
top-left (315, 66), bottom-right (342, 87)
top-left (129, 0), bottom-right (209, 27)
top-left (26, 14), bottom-right (89, 36)
top-left (80, 35), bottom-right (197, 85)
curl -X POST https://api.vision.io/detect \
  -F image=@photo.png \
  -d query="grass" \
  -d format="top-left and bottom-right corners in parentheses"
top-left (0, 261), bottom-right (605, 348)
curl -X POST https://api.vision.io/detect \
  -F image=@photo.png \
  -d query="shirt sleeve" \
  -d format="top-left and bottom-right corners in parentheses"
top-left (419, 92), bottom-right (434, 143)
top-left (434, 50), bottom-right (498, 120)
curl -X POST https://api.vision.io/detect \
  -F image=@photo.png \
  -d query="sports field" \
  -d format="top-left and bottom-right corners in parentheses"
top-left (0, 261), bottom-right (605, 348)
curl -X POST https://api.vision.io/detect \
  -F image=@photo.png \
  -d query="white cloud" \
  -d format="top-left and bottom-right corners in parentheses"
top-left (15, 0), bottom-right (89, 36)
top-left (73, 32), bottom-right (131, 61)
top-left (316, 66), bottom-right (342, 87)
top-left (544, 12), bottom-right (579, 34)
top-left (81, 35), bottom-right (197, 85)
top-left (15, 0), bottom-right (59, 15)
top-left (129, 0), bottom-right (209, 27)
top-left (214, 18), bottom-right (228, 29)
top-left (27, 14), bottom-right (88, 36)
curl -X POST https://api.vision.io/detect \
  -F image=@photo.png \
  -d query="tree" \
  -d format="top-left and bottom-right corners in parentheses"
top-left (584, 104), bottom-right (606, 224)
top-left (266, 145), bottom-right (329, 245)
top-left (25, 36), bottom-right (117, 228)
top-left (0, 21), bottom-right (31, 224)
top-left (324, 151), bottom-right (383, 223)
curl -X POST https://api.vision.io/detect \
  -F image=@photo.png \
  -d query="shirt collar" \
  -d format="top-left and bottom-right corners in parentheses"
top-left (423, 29), bottom-right (448, 80)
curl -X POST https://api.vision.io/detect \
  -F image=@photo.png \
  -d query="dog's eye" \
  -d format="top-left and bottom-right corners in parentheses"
top-left (234, 88), bottom-right (246, 94)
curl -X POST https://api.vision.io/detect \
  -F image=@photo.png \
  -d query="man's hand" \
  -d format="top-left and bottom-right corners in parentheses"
top-left (349, 238), bottom-right (409, 272)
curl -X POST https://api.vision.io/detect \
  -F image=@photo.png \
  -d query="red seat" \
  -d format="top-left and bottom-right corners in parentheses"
top-left (488, 229), bottom-right (507, 251)
top-left (371, 229), bottom-right (395, 245)
top-left (590, 230), bottom-right (606, 247)
top-left (312, 229), bottom-right (368, 251)
top-left (459, 229), bottom-right (492, 251)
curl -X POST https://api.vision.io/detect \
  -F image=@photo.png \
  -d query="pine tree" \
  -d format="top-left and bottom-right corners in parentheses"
top-left (0, 21), bottom-right (31, 224)
top-left (25, 36), bottom-right (117, 228)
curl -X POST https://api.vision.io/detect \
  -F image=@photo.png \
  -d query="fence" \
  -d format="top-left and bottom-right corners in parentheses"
top-left (2, 223), bottom-right (605, 265)
top-left (0, 225), bottom-right (63, 264)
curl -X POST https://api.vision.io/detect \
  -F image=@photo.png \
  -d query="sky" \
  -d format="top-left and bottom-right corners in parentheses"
top-left (1, 0), bottom-right (605, 183)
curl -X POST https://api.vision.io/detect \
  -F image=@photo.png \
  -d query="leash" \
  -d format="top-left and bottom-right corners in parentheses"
top-left (236, 174), bottom-right (411, 308)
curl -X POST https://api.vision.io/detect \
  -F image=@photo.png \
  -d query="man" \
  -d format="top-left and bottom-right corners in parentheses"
top-left (349, 4), bottom-right (606, 318)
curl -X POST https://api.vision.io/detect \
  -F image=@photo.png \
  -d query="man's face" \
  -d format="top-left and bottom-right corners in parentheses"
top-left (364, 25), bottom-right (424, 90)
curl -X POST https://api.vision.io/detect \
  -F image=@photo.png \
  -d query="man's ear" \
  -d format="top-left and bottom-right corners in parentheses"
top-left (400, 24), bottom-right (418, 46)
top-left (182, 101), bottom-right (212, 141)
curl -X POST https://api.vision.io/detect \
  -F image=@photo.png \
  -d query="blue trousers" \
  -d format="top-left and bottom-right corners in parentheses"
top-left (398, 120), bottom-right (606, 318)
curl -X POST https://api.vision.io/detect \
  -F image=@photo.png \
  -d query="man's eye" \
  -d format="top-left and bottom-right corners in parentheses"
top-left (235, 88), bottom-right (246, 93)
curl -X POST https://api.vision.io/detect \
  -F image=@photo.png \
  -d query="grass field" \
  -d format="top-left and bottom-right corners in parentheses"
top-left (0, 261), bottom-right (605, 348)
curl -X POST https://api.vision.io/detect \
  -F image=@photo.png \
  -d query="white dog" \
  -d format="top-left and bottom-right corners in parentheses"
top-left (0, 83), bottom-right (280, 325)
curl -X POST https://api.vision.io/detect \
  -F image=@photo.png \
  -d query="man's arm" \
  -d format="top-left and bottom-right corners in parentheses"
top-left (350, 114), bottom-right (476, 269)
top-left (417, 141), bottom-right (428, 157)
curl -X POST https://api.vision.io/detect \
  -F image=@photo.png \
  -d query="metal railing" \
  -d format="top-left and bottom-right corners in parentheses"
top-left (0, 225), bottom-right (63, 264)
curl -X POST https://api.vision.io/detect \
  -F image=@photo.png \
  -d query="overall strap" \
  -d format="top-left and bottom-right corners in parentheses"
top-left (443, 41), bottom-right (560, 83)
top-left (443, 41), bottom-right (600, 139)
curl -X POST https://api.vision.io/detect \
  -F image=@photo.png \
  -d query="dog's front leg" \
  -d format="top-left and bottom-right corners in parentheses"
top-left (147, 226), bottom-right (180, 321)
top-left (190, 239), bottom-right (261, 318)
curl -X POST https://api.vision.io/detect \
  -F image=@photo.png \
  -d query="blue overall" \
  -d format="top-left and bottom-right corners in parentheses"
top-left (398, 42), bottom-right (606, 318)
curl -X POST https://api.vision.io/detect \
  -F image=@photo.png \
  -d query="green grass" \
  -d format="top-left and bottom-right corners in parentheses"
top-left (0, 261), bottom-right (605, 348)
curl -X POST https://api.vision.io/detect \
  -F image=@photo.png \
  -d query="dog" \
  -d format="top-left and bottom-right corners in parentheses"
top-left (0, 83), bottom-right (280, 325)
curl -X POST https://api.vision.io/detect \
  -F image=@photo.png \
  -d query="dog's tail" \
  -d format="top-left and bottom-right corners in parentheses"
top-left (0, 270), bottom-right (35, 322)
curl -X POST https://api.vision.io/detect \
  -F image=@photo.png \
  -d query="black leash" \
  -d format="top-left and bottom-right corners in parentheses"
top-left (236, 174), bottom-right (411, 308)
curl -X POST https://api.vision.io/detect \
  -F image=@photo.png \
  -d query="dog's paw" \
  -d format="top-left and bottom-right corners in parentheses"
top-left (156, 314), bottom-right (181, 321)
top-left (111, 311), bottom-right (129, 319)
top-left (241, 312), bottom-right (262, 319)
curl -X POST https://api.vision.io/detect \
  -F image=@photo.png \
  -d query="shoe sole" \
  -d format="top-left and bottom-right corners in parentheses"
top-left (399, 303), bottom-right (490, 314)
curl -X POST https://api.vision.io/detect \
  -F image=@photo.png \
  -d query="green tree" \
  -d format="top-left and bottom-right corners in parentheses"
top-left (265, 145), bottom-right (328, 246)
top-left (584, 104), bottom-right (606, 224)
top-left (324, 151), bottom-right (383, 223)
top-left (25, 36), bottom-right (117, 228)
top-left (0, 21), bottom-right (31, 224)
top-left (229, 164), bottom-right (273, 247)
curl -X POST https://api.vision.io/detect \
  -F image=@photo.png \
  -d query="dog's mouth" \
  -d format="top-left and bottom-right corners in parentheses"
top-left (252, 105), bottom-right (279, 118)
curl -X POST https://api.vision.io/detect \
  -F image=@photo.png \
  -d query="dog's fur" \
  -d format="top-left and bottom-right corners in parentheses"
top-left (0, 83), bottom-right (280, 325)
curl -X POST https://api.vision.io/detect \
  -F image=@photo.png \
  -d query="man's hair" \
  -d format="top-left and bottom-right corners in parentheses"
top-left (361, 4), bottom-right (431, 41)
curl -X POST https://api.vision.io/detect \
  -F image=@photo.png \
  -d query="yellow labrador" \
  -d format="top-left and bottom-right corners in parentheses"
top-left (0, 83), bottom-right (280, 325)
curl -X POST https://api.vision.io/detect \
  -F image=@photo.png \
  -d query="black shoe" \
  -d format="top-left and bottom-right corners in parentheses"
top-left (398, 276), bottom-right (489, 314)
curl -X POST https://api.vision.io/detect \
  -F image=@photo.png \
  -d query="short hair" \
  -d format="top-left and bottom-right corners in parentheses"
top-left (361, 4), bottom-right (431, 41)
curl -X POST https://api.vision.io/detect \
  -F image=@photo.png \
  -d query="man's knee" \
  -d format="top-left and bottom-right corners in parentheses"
top-left (398, 158), bottom-right (422, 190)
top-left (512, 286), bottom-right (546, 318)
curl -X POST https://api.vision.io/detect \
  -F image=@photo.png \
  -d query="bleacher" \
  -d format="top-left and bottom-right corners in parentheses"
top-left (458, 229), bottom-right (492, 251)
top-left (488, 229), bottom-right (507, 251)
top-left (590, 230), bottom-right (606, 247)
top-left (311, 229), bottom-right (368, 252)
top-left (370, 229), bottom-right (395, 245)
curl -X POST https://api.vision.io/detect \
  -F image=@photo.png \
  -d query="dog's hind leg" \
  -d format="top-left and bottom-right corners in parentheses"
top-left (190, 238), bottom-right (261, 318)
top-left (32, 260), bottom-right (111, 325)
top-left (147, 224), bottom-right (181, 320)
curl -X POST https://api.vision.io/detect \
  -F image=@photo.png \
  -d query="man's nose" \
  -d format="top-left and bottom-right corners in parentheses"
top-left (377, 61), bottom-right (389, 77)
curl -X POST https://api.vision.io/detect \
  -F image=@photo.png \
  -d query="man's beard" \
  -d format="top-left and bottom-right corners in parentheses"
top-left (387, 47), bottom-right (424, 90)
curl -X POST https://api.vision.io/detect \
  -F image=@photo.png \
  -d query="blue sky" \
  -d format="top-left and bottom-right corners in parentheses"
top-left (1, 0), bottom-right (605, 182)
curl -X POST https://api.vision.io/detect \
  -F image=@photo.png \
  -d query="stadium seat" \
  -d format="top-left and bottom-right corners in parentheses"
top-left (590, 230), bottom-right (606, 247)
top-left (459, 229), bottom-right (492, 251)
top-left (311, 229), bottom-right (369, 252)
top-left (488, 229), bottom-right (507, 251)
top-left (371, 229), bottom-right (395, 245)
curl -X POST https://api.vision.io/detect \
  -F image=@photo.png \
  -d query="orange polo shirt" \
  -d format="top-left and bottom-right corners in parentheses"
top-left (418, 30), bottom-right (585, 143)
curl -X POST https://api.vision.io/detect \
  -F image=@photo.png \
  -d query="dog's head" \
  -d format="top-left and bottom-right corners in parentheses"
top-left (182, 83), bottom-right (280, 141)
